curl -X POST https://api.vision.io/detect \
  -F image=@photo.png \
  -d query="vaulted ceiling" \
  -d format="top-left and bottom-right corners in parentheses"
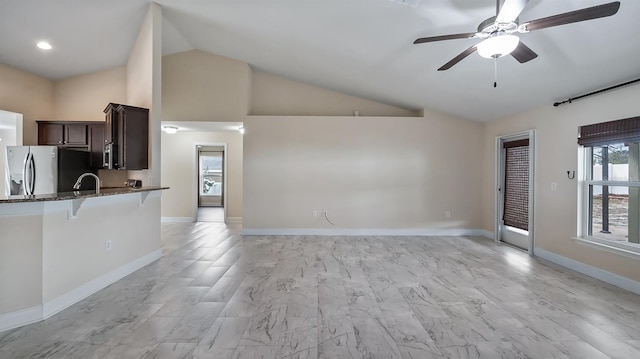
top-left (1, 0), bottom-right (639, 121)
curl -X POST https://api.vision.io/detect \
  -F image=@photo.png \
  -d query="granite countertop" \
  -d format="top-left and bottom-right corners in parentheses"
top-left (0, 186), bottom-right (169, 204)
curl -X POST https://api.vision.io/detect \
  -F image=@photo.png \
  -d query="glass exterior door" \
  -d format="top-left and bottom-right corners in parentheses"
top-left (199, 151), bottom-right (223, 206)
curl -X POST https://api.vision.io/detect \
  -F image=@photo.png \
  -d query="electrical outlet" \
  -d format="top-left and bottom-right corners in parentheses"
top-left (445, 210), bottom-right (451, 218)
top-left (312, 210), bottom-right (318, 218)
top-left (105, 240), bottom-right (112, 252)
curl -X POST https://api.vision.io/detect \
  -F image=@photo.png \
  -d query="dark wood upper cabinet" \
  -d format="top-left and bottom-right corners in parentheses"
top-left (38, 121), bottom-right (88, 146)
top-left (37, 121), bottom-right (105, 169)
top-left (38, 122), bottom-right (65, 145)
top-left (88, 123), bottom-right (105, 169)
top-left (64, 123), bottom-right (88, 145)
top-left (114, 104), bottom-right (149, 170)
top-left (103, 103), bottom-right (117, 145)
top-left (103, 103), bottom-right (149, 170)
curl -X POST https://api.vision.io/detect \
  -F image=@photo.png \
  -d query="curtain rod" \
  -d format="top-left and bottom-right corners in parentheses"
top-left (553, 78), bottom-right (640, 107)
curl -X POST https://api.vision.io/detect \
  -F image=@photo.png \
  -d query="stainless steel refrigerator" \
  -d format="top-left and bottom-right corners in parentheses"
top-left (5, 146), bottom-right (96, 196)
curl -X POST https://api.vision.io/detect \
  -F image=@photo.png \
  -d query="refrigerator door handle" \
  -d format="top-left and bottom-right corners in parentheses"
top-left (29, 153), bottom-right (36, 195)
top-left (22, 152), bottom-right (30, 195)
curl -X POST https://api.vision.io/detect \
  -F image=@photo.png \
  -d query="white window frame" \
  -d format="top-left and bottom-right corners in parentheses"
top-left (577, 146), bottom-right (640, 259)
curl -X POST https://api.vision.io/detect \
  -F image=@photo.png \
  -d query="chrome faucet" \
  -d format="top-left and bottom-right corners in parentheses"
top-left (73, 173), bottom-right (100, 193)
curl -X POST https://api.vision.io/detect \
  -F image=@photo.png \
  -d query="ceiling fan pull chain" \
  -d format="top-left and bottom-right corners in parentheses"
top-left (494, 57), bottom-right (498, 88)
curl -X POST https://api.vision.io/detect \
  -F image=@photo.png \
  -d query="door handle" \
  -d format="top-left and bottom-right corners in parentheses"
top-left (29, 153), bottom-right (36, 195)
top-left (23, 152), bottom-right (35, 195)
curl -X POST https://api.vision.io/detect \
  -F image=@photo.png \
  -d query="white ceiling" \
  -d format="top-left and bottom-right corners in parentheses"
top-left (1, 0), bottom-right (639, 121)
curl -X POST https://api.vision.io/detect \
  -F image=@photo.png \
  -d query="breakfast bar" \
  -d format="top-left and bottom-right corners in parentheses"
top-left (0, 187), bottom-right (167, 331)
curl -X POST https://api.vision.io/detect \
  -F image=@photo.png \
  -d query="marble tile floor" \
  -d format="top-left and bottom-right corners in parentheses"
top-left (196, 207), bottom-right (224, 222)
top-left (2, 222), bottom-right (640, 358)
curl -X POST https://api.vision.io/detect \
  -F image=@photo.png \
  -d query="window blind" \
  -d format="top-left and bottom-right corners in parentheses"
top-left (578, 116), bottom-right (640, 147)
top-left (503, 139), bottom-right (529, 231)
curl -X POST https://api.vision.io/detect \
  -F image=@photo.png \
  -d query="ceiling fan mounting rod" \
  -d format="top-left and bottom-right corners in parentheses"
top-left (493, 58), bottom-right (498, 88)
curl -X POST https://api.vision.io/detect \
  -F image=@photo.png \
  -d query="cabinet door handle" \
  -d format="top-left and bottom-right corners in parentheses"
top-left (58, 140), bottom-right (63, 144)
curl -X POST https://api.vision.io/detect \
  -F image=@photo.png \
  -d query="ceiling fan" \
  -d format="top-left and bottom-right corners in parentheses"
top-left (413, 0), bottom-right (621, 72)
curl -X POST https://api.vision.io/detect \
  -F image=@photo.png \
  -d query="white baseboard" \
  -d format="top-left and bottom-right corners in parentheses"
top-left (161, 217), bottom-right (194, 223)
top-left (2, 249), bottom-right (163, 332)
top-left (242, 228), bottom-right (490, 236)
top-left (225, 217), bottom-right (243, 224)
top-left (535, 248), bottom-right (640, 296)
top-left (42, 249), bottom-right (162, 319)
top-left (0, 305), bottom-right (43, 333)
top-left (42, 249), bottom-right (163, 319)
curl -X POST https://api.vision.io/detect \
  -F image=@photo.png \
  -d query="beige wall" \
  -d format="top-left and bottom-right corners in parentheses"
top-left (127, 3), bottom-right (162, 186)
top-left (162, 50), bottom-right (251, 122)
top-left (160, 48), bottom-right (248, 218)
top-left (0, 63), bottom-right (54, 145)
top-left (482, 83), bottom-right (640, 281)
top-left (0, 206), bottom-right (43, 315)
top-left (42, 193), bottom-right (161, 302)
top-left (53, 66), bottom-right (127, 121)
top-left (161, 130), bottom-right (243, 221)
top-left (0, 193), bottom-right (161, 324)
top-left (243, 113), bottom-right (483, 230)
top-left (251, 71), bottom-right (419, 117)
top-left (0, 62), bottom-right (131, 187)
top-left (127, 10), bottom-right (154, 110)
top-left (0, 62), bottom-right (127, 145)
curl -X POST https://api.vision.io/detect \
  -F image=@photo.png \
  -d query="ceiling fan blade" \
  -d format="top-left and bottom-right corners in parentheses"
top-left (496, 0), bottom-right (529, 23)
top-left (414, 33), bottom-right (476, 44)
top-left (437, 45), bottom-right (477, 71)
top-left (523, 1), bottom-right (620, 32)
top-left (510, 42), bottom-right (538, 63)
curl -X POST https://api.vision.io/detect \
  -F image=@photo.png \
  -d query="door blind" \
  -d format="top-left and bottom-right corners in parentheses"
top-left (503, 139), bottom-right (529, 231)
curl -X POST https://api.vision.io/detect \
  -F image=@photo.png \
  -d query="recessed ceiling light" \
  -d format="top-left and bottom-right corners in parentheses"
top-left (37, 41), bottom-right (52, 50)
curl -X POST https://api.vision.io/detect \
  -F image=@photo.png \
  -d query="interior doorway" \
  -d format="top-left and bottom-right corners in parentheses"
top-left (196, 144), bottom-right (226, 222)
top-left (496, 130), bottom-right (535, 253)
top-left (0, 110), bottom-right (24, 196)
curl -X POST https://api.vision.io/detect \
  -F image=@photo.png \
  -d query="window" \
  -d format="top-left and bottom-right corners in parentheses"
top-left (579, 116), bottom-right (640, 253)
top-left (199, 152), bottom-right (222, 196)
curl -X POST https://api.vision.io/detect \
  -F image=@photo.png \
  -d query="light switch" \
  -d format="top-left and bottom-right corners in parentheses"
top-left (551, 182), bottom-right (558, 191)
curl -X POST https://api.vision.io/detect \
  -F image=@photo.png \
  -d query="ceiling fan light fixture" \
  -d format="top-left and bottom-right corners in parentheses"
top-left (477, 35), bottom-right (520, 59)
top-left (36, 41), bottom-right (52, 50)
top-left (163, 126), bottom-right (178, 134)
